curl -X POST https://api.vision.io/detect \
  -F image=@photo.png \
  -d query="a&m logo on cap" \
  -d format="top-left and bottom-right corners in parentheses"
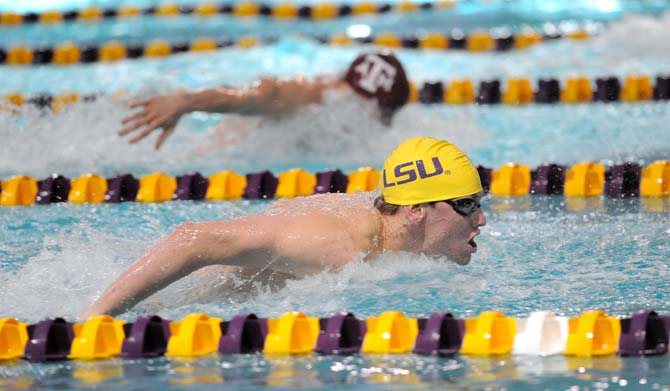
top-left (345, 52), bottom-right (410, 117)
top-left (353, 54), bottom-right (398, 94)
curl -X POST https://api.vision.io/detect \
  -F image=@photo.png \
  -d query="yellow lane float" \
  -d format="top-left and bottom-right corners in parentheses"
top-left (264, 312), bottom-right (320, 355)
top-left (374, 32), bottom-right (402, 48)
top-left (69, 315), bottom-right (126, 360)
top-left (361, 311), bottom-right (419, 354)
top-left (69, 173), bottom-right (107, 204)
top-left (156, 4), bottom-right (181, 17)
top-left (0, 318), bottom-right (28, 360)
top-left (195, 3), bottom-right (219, 16)
top-left (144, 40), bottom-right (172, 58)
top-left (561, 77), bottom-right (592, 103)
top-left (166, 313), bottom-right (222, 357)
top-left (275, 168), bottom-right (317, 198)
top-left (205, 170), bottom-right (247, 200)
top-left (311, 3), bottom-right (338, 19)
top-left (99, 41), bottom-right (128, 62)
top-left (137, 172), bottom-right (177, 202)
top-left (352, 1), bottom-right (377, 15)
top-left (7, 45), bottom-right (34, 65)
top-left (445, 79), bottom-right (475, 104)
top-left (502, 78), bottom-right (534, 104)
top-left (564, 162), bottom-right (605, 197)
top-left (117, 6), bottom-right (141, 17)
top-left (78, 6), bottom-right (103, 21)
top-left (189, 37), bottom-right (218, 52)
top-left (641, 161), bottom-right (670, 197)
top-left (461, 311), bottom-right (516, 356)
top-left (565, 310), bottom-right (620, 357)
top-left (233, 2), bottom-right (260, 17)
top-left (39, 10), bottom-right (64, 24)
top-left (272, 3), bottom-right (298, 18)
top-left (490, 163), bottom-right (531, 196)
top-left (347, 167), bottom-right (380, 193)
top-left (1, 175), bottom-right (38, 206)
top-left (419, 33), bottom-right (449, 50)
top-left (621, 75), bottom-right (653, 102)
top-left (466, 30), bottom-right (494, 51)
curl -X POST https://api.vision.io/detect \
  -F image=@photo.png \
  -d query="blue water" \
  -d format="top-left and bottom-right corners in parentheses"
top-left (1, 0), bottom-right (670, 390)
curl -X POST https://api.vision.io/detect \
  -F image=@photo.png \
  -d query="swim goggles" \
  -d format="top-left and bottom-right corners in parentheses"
top-left (442, 198), bottom-right (482, 217)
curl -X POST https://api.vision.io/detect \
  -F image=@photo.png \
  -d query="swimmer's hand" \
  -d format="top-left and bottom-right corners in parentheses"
top-left (118, 91), bottom-right (189, 149)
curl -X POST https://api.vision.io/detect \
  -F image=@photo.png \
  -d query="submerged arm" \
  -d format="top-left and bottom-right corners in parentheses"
top-left (80, 217), bottom-right (277, 318)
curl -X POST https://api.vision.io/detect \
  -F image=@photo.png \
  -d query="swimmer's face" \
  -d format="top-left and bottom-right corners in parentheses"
top-left (420, 192), bottom-right (486, 265)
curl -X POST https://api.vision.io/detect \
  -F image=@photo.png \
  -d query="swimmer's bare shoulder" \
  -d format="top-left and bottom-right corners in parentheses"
top-left (261, 193), bottom-right (382, 271)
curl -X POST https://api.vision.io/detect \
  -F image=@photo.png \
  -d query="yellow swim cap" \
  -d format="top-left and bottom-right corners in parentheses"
top-left (380, 137), bottom-right (483, 205)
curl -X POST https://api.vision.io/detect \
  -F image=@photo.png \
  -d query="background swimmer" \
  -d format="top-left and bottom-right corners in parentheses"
top-left (118, 52), bottom-right (410, 149)
top-left (80, 137), bottom-right (485, 317)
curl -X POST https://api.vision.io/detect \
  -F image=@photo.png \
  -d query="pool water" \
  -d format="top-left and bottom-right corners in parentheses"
top-left (1, 1), bottom-right (670, 390)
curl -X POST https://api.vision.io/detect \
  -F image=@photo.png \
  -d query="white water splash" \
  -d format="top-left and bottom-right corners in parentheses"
top-left (0, 224), bottom-right (149, 321)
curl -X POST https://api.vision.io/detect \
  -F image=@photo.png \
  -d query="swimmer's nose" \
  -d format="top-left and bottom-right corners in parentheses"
top-left (473, 208), bottom-right (486, 227)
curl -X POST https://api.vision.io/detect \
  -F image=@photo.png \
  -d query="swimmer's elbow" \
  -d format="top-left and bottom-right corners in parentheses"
top-left (171, 222), bottom-right (205, 242)
top-left (169, 222), bottom-right (217, 267)
top-left (254, 77), bottom-right (321, 115)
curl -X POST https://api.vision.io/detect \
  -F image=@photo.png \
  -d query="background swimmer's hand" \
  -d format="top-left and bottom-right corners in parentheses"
top-left (118, 91), bottom-right (189, 149)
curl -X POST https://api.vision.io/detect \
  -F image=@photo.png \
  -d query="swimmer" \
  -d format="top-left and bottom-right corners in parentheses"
top-left (80, 136), bottom-right (486, 317)
top-left (118, 51), bottom-right (410, 149)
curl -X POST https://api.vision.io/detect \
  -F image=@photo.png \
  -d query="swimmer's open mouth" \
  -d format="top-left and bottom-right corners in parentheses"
top-left (468, 238), bottom-right (477, 251)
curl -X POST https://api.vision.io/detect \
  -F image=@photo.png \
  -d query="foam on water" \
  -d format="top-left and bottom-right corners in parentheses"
top-left (0, 225), bottom-right (144, 320)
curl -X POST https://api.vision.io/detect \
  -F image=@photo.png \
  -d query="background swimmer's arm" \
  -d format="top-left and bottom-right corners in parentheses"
top-left (79, 217), bottom-right (280, 318)
top-left (118, 77), bottom-right (340, 149)
top-left (183, 77), bottom-right (335, 115)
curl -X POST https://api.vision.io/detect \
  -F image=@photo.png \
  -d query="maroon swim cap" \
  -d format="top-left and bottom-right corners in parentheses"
top-left (344, 52), bottom-right (410, 116)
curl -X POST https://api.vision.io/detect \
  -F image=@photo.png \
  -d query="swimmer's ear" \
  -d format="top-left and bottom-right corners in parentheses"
top-left (402, 205), bottom-right (426, 225)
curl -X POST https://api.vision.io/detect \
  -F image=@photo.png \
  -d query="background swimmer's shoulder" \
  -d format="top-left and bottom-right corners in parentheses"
top-left (314, 73), bottom-right (343, 84)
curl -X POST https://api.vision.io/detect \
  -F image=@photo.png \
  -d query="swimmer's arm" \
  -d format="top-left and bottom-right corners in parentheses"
top-left (181, 77), bottom-right (337, 116)
top-left (119, 77), bottom-right (340, 148)
top-left (80, 217), bottom-right (279, 318)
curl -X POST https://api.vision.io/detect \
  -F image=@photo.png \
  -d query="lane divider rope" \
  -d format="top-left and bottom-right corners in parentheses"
top-left (2, 73), bottom-right (669, 111)
top-left (1, 161), bottom-right (669, 208)
top-left (0, 26), bottom-right (598, 67)
top-left (0, 309), bottom-right (667, 361)
top-left (0, 1), bottom-right (459, 26)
